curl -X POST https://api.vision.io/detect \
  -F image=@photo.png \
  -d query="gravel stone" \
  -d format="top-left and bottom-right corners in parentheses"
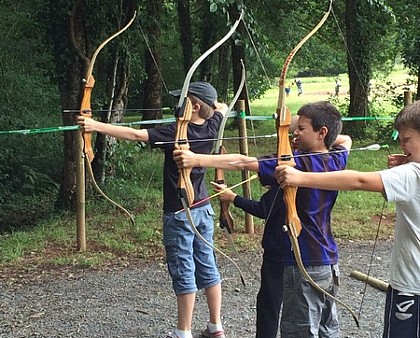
top-left (0, 240), bottom-right (392, 338)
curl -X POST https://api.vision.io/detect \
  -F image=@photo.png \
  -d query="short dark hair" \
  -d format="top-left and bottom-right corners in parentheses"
top-left (394, 100), bottom-right (420, 132)
top-left (189, 95), bottom-right (214, 120)
top-left (297, 101), bottom-right (342, 149)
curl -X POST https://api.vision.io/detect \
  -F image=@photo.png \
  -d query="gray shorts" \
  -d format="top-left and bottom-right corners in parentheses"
top-left (281, 264), bottom-right (340, 338)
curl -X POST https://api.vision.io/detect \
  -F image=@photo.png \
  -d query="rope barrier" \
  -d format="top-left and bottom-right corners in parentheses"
top-left (0, 113), bottom-right (394, 136)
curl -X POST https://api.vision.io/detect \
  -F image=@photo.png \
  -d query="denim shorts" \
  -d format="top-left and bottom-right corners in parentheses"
top-left (163, 204), bottom-right (221, 295)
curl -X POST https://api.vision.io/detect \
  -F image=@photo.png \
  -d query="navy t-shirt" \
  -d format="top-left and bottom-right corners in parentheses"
top-left (148, 111), bottom-right (223, 212)
top-left (258, 146), bottom-right (349, 266)
top-left (234, 188), bottom-right (285, 263)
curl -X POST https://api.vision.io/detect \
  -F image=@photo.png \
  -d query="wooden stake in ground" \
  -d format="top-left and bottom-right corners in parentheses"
top-left (350, 270), bottom-right (389, 292)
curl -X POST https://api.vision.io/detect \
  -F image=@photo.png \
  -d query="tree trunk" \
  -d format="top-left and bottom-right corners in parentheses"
top-left (142, 0), bottom-right (163, 125)
top-left (228, 5), bottom-right (247, 104)
top-left (176, 0), bottom-right (193, 74)
top-left (198, 1), bottom-right (217, 81)
top-left (344, 0), bottom-right (372, 137)
top-left (56, 64), bottom-right (84, 210)
top-left (50, 0), bottom-right (88, 210)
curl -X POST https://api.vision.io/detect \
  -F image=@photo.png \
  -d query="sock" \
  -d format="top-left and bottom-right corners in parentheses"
top-left (207, 321), bottom-right (223, 333)
top-left (174, 328), bottom-right (193, 338)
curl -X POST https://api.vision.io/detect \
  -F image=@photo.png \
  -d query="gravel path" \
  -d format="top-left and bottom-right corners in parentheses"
top-left (0, 240), bottom-right (392, 338)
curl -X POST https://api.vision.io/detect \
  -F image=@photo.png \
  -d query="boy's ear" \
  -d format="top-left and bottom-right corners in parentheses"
top-left (318, 125), bottom-right (328, 139)
top-left (191, 101), bottom-right (201, 113)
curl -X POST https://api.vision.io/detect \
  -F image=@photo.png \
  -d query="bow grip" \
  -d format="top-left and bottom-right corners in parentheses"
top-left (80, 75), bottom-right (95, 163)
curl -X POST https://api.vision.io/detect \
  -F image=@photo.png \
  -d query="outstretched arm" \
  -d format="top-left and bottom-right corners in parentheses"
top-left (275, 165), bottom-right (384, 193)
top-left (173, 150), bottom-right (259, 171)
top-left (77, 116), bottom-right (149, 142)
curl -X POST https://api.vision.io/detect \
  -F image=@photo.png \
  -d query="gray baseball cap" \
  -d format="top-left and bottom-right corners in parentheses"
top-left (170, 81), bottom-right (217, 108)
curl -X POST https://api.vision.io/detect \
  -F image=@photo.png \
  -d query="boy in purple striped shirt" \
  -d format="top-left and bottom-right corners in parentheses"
top-left (174, 101), bottom-right (352, 338)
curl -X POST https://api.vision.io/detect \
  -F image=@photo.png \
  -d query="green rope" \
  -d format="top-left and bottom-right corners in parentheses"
top-left (0, 113), bottom-right (394, 136)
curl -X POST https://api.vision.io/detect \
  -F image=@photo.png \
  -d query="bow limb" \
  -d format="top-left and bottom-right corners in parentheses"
top-left (80, 12), bottom-right (136, 225)
top-left (213, 59), bottom-right (246, 232)
top-left (214, 59), bottom-right (246, 153)
top-left (81, 11), bottom-right (137, 162)
top-left (277, 1), bottom-right (332, 114)
top-left (213, 61), bottom-right (260, 281)
top-left (276, 1), bottom-right (359, 327)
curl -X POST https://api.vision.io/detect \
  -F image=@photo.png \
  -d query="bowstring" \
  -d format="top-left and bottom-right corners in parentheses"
top-left (357, 146), bottom-right (392, 318)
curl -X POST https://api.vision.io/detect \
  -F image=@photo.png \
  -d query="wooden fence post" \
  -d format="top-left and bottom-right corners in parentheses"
top-left (404, 90), bottom-right (413, 106)
top-left (76, 130), bottom-right (86, 251)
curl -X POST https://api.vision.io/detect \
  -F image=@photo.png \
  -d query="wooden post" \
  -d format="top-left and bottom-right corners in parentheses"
top-left (350, 270), bottom-right (388, 292)
top-left (75, 130), bottom-right (86, 251)
top-left (236, 100), bottom-right (254, 234)
top-left (404, 90), bottom-right (413, 106)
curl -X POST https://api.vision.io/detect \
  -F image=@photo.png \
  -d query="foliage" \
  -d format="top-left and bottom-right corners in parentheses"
top-left (387, 0), bottom-right (420, 89)
top-left (0, 0), bottom-right (62, 229)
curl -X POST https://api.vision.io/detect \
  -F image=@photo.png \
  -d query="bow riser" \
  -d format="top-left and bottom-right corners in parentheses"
top-left (175, 97), bottom-right (194, 206)
top-left (277, 106), bottom-right (301, 236)
top-left (80, 76), bottom-right (95, 163)
top-left (215, 145), bottom-right (235, 233)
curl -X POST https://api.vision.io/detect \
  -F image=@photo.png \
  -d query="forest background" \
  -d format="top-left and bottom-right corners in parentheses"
top-left (0, 0), bottom-right (419, 267)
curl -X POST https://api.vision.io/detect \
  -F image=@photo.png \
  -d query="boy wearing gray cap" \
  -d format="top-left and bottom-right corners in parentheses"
top-left (77, 81), bottom-right (228, 338)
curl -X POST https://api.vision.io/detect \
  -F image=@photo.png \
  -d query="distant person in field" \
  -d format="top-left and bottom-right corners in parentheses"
top-left (295, 78), bottom-right (303, 96)
top-left (335, 78), bottom-right (341, 96)
top-left (285, 83), bottom-right (292, 96)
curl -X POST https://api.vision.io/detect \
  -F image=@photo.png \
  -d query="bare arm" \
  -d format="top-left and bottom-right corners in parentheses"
top-left (173, 150), bottom-right (259, 171)
top-left (333, 134), bottom-right (352, 150)
top-left (275, 165), bottom-right (384, 193)
top-left (214, 102), bottom-right (229, 116)
top-left (77, 116), bottom-right (149, 142)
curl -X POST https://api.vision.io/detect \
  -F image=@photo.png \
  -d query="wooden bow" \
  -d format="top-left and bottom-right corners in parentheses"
top-left (212, 61), bottom-right (260, 281)
top-left (176, 11), bottom-right (246, 285)
top-left (276, 1), bottom-right (359, 327)
top-left (79, 12), bottom-right (136, 225)
top-left (213, 60), bottom-right (246, 233)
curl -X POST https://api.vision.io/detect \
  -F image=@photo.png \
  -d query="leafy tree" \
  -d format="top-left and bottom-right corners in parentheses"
top-left (345, 0), bottom-right (397, 124)
top-left (387, 0), bottom-right (420, 99)
top-left (0, 0), bottom-right (61, 229)
top-left (47, 0), bottom-right (136, 209)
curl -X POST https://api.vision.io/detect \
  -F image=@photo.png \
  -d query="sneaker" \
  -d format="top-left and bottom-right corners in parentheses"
top-left (200, 328), bottom-right (226, 338)
top-left (165, 332), bottom-right (180, 338)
